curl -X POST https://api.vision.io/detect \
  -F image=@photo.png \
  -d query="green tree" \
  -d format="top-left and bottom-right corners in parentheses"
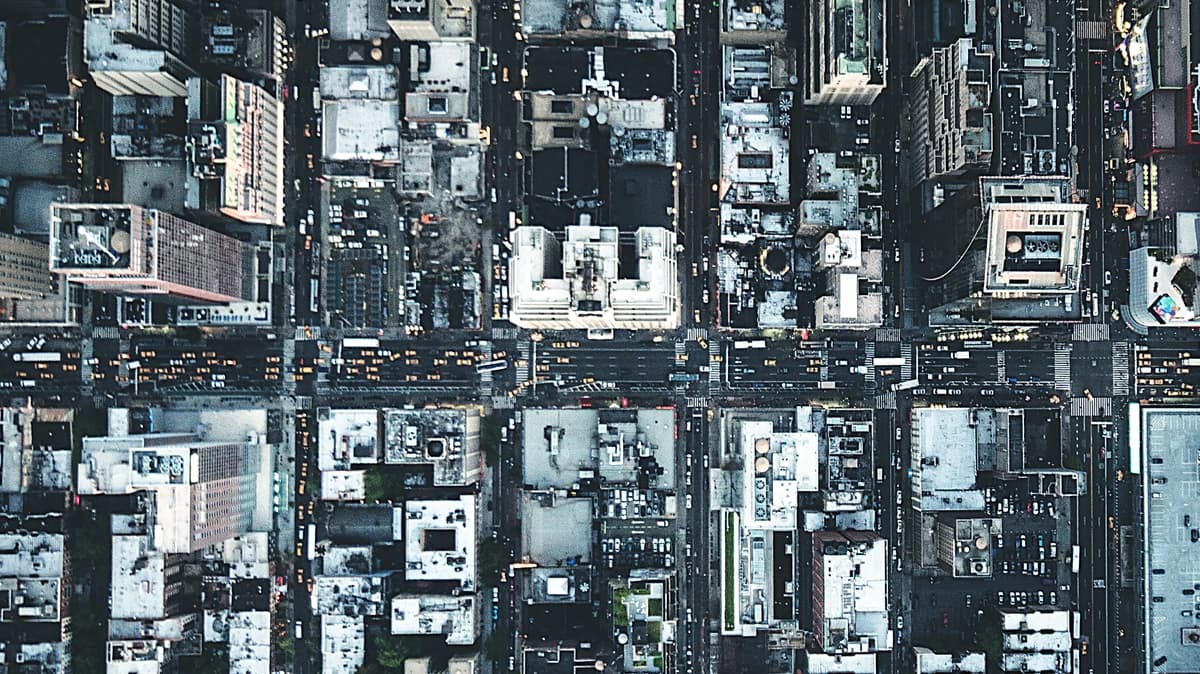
top-left (375, 634), bottom-right (409, 670)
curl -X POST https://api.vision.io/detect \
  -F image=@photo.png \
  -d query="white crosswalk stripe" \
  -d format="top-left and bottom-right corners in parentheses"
top-left (1112, 342), bottom-right (1129, 396)
top-left (708, 340), bottom-right (721, 387)
top-left (1054, 343), bottom-right (1071, 390)
top-left (864, 341), bottom-right (876, 383)
top-left (515, 341), bottom-right (530, 385)
top-left (1073, 323), bottom-right (1109, 341)
top-left (1070, 396), bottom-right (1112, 417)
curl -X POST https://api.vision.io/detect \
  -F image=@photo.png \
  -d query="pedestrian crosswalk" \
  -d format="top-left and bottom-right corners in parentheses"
top-left (1070, 396), bottom-right (1112, 417)
top-left (864, 341), bottom-right (876, 383)
top-left (687, 327), bottom-right (708, 342)
top-left (901, 343), bottom-right (913, 380)
top-left (708, 340), bottom-right (721, 387)
top-left (492, 327), bottom-right (519, 340)
top-left (1054, 343), bottom-right (1072, 390)
top-left (491, 396), bottom-right (515, 409)
top-left (515, 341), bottom-right (530, 385)
top-left (996, 350), bottom-right (1006, 385)
top-left (1073, 323), bottom-right (1109, 341)
top-left (687, 397), bottom-right (710, 409)
top-left (874, 392), bottom-right (896, 410)
top-left (875, 328), bottom-right (900, 342)
top-left (1112, 341), bottom-right (1130, 396)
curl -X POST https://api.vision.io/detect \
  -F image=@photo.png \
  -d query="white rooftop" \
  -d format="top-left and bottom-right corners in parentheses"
top-left (509, 225), bottom-right (679, 330)
top-left (317, 409), bottom-right (380, 471)
top-left (314, 575), bottom-right (387, 617)
top-left (228, 611), bottom-right (271, 674)
top-left (223, 533), bottom-right (271, 579)
top-left (390, 595), bottom-right (477, 645)
top-left (815, 532), bottom-right (889, 653)
top-left (739, 420), bottom-right (817, 530)
top-left (404, 494), bottom-right (476, 590)
top-left (982, 203), bottom-right (1087, 294)
top-left (111, 534), bottom-right (166, 620)
top-left (805, 653), bottom-right (878, 674)
top-left (913, 648), bottom-right (986, 674)
top-left (319, 66), bottom-right (401, 162)
top-left (321, 615), bottom-right (365, 674)
top-left (0, 532), bottom-right (63, 579)
top-left (321, 470), bottom-right (367, 501)
top-left (84, 0), bottom-right (176, 75)
top-left (719, 103), bottom-right (790, 205)
top-left (329, 0), bottom-right (390, 40)
top-left (912, 408), bottom-right (986, 512)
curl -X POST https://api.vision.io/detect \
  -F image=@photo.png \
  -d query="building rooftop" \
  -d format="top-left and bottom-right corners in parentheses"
top-left (83, 0), bottom-right (190, 84)
top-left (724, 0), bottom-right (786, 32)
top-left (911, 408), bottom-right (985, 512)
top-left (330, 0), bottom-right (390, 41)
top-left (982, 203), bottom-right (1087, 294)
top-left (719, 102), bottom-right (790, 205)
top-left (939, 514), bottom-right (999, 578)
top-left (998, 608), bottom-right (1071, 673)
top-left (812, 531), bottom-right (889, 653)
top-left (323, 546), bottom-right (375, 576)
top-left (319, 66), bottom-right (401, 163)
top-left (912, 648), bottom-right (985, 674)
top-left (520, 0), bottom-right (671, 36)
top-left (804, 653), bottom-right (878, 674)
top-left (0, 577), bottom-right (61, 623)
top-left (404, 494), bottom-right (476, 590)
top-left (317, 409), bottom-right (380, 472)
top-left (107, 639), bottom-right (166, 674)
top-left (814, 230), bottom-right (885, 330)
top-left (49, 204), bottom-right (136, 272)
top-left (522, 493), bottom-right (592, 566)
top-left (737, 419), bottom-right (817, 530)
top-left (522, 408), bottom-right (675, 489)
top-left (509, 225), bottom-right (679, 330)
top-left (321, 470), bottom-right (366, 501)
top-left (314, 575), bottom-right (387, 617)
top-left (390, 595), bottom-right (477, 645)
top-left (798, 153), bottom-right (860, 234)
top-left (1129, 213), bottom-right (1200, 328)
top-left (110, 533), bottom-right (165, 621)
top-left (383, 407), bottom-right (481, 485)
top-left (222, 533), bottom-right (271, 580)
top-left (1133, 406), bottom-right (1200, 673)
top-left (817, 408), bottom-right (875, 512)
top-left (320, 615), bottom-right (365, 674)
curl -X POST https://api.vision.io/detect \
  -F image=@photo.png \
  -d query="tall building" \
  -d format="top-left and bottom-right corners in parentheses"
top-left (50, 204), bottom-right (252, 304)
top-left (508, 223), bottom-right (679, 330)
top-left (907, 38), bottom-right (994, 187)
top-left (0, 232), bottom-right (52, 301)
top-left (810, 530), bottom-right (889, 653)
top-left (187, 74), bottom-right (285, 226)
top-left (386, 0), bottom-right (473, 41)
top-left (925, 177), bottom-right (1087, 325)
top-left (803, 0), bottom-right (887, 106)
top-left (83, 0), bottom-right (197, 97)
top-left (76, 432), bottom-right (267, 553)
